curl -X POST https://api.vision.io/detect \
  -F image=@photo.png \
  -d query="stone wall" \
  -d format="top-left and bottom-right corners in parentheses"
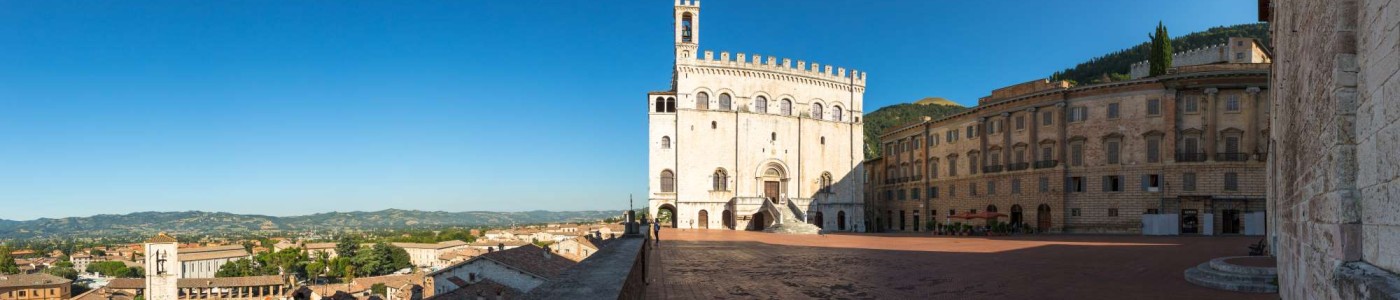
top-left (1268, 0), bottom-right (1400, 298)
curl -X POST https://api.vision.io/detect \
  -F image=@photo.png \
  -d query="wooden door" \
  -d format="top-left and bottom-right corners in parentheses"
top-left (764, 181), bottom-right (780, 203)
top-left (1037, 204), bottom-right (1052, 231)
top-left (698, 210), bottom-right (709, 229)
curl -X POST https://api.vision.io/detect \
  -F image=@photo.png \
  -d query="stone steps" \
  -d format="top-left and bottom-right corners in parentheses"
top-left (1184, 257), bottom-right (1278, 293)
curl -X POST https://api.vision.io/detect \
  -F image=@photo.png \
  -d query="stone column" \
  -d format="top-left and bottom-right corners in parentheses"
top-left (1164, 89), bottom-right (1178, 163)
top-left (1055, 102), bottom-right (1067, 162)
top-left (978, 117), bottom-right (988, 174)
top-left (1204, 88), bottom-right (1219, 161)
top-left (1001, 112), bottom-right (1012, 167)
top-left (1027, 107), bottom-right (1039, 163)
top-left (1245, 87), bottom-right (1261, 158)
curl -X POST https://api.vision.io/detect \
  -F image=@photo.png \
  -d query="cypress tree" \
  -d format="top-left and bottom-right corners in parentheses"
top-left (1148, 21), bottom-right (1173, 76)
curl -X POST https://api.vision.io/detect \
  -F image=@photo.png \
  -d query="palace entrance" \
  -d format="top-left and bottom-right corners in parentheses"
top-left (764, 181), bottom-right (780, 204)
top-left (1036, 204), bottom-right (1052, 231)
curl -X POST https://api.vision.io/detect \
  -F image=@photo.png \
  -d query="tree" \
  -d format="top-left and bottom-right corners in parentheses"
top-left (351, 243), bottom-right (411, 277)
top-left (90, 249), bottom-right (106, 257)
top-left (215, 258), bottom-right (258, 278)
top-left (87, 261), bottom-right (138, 278)
top-left (371, 283), bottom-right (387, 296)
top-left (0, 246), bottom-right (20, 274)
top-left (1148, 21), bottom-right (1173, 76)
top-left (335, 236), bottom-right (360, 259)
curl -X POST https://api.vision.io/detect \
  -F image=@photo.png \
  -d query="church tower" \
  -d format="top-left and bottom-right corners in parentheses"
top-left (674, 0), bottom-right (699, 61)
top-left (144, 233), bottom-right (179, 300)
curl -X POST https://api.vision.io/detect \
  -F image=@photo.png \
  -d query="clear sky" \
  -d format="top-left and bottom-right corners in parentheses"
top-left (0, 0), bottom-right (1259, 220)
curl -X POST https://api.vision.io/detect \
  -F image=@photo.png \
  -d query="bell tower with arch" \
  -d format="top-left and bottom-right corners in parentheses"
top-left (674, 0), bottom-right (699, 61)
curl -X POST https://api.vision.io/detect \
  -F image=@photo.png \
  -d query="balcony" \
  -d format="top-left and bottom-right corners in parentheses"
top-left (1216, 153), bottom-right (1250, 162)
top-left (1007, 162), bottom-right (1030, 171)
top-left (982, 165), bottom-right (1004, 173)
top-left (1176, 153), bottom-right (1208, 162)
top-left (1034, 160), bottom-right (1059, 169)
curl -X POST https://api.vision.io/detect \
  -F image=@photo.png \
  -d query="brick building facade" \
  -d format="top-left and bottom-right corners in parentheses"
top-left (1265, 0), bottom-right (1400, 298)
top-left (867, 57), bottom-right (1271, 235)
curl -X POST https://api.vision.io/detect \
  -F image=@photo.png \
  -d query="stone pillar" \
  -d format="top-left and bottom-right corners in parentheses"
top-left (1204, 88), bottom-right (1219, 161)
top-left (1245, 87), bottom-right (1261, 157)
top-left (1027, 107), bottom-right (1039, 162)
top-left (978, 117), bottom-right (988, 173)
top-left (1001, 112), bottom-right (1012, 166)
top-left (1055, 102), bottom-right (1067, 162)
top-left (1163, 89), bottom-right (1178, 163)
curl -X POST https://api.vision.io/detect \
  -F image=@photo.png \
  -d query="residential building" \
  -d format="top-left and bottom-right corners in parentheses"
top-left (424, 245), bottom-right (574, 299)
top-left (0, 273), bottom-right (71, 300)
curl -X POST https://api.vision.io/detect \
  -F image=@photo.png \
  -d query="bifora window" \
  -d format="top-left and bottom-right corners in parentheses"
top-left (718, 93), bottom-right (732, 111)
top-left (820, 172), bottom-right (834, 193)
top-left (660, 170), bottom-right (675, 192)
top-left (781, 99), bottom-right (793, 115)
top-left (833, 105), bottom-right (843, 121)
top-left (755, 96), bottom-right (768, 113)
top-left (712, 169), bottom-right (729, 191)
top-left (696, 92), bottom-right (709, 110)
top-left (812, 102), bottom-right (824, 118)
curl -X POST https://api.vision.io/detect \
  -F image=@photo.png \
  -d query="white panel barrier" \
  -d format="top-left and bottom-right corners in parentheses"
top-left (1244, 212), bottom-right (1267, 236)
top-left (1141, 214), bottom-right (1180, 236)
top-left (1202, 213), bottom-right (1215, 236)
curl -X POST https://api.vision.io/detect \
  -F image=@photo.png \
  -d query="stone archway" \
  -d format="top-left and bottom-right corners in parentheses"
top-left (658, 203), bottom-right (678, 228)
top-left (1010, 205), bottom-right (1024, 227)
top-left (722, 209), bottom-right (734, 229)
top-left (698, 210), bottom-right (709, 229)
top-left (1037, 204), bottom-right (1052, 232)
top-left (813, 211), bottom-right (824, 229)
top-left (753, 160), bottom-right (791, 204)
top-left (837, 211), bottom-right (847, 230)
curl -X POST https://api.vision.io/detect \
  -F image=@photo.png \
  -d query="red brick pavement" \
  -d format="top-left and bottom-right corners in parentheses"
top-left (645, 228), bottom-right (1277, 299)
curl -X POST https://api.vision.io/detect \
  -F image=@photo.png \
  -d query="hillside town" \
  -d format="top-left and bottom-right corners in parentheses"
top-left (0, 222), bottom-right (626, 300)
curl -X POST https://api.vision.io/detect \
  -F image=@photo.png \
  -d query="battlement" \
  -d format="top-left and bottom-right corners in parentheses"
top-left (674, 0), bottom-right (699, 7)
top-left (687, 50), bottom-right (867, 86)
top-left (1129, 38), bottom-right (1268, 79)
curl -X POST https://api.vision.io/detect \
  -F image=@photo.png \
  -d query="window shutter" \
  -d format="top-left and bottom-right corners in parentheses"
top-left (1141, 175), bottom-right (1149, 191)
top-left (1101, 177), bottom-right (1110, 192)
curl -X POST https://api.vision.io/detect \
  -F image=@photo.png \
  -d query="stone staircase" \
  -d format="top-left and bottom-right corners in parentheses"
top-left (1184, 256), bottom-right (1278, 293)
top-left (761, 198), bottom-right (821, 235)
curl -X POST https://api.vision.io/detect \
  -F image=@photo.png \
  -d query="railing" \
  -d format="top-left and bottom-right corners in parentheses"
top-left (759, 197), bottom-right (784, 225)
top-left (1034, 160), bottom-right (1059, 169)
top-left (1007, 162), bottom-right (1030, 171)
top-left (983, 165), bottom-right (1004, 173)
top-left (785, 198), bottom-right (806, 223)
top-left (1176, 153), bottom-right (1208, 162)
top-left (1216, 152), bottom-right (1250, 162)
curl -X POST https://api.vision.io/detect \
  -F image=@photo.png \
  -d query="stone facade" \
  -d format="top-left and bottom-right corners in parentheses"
top-left (648, 0), bottom-right (866, 232)
top-left (1129, 37), bottom-right (1273, 79)
top-left (1266, 0), bottom-right (1400, 298)
top-left (868, 60), bottom-right (1270, 234)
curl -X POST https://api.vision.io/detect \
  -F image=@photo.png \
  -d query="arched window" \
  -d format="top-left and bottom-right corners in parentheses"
top-left (661, 136), bottom-right (671, 149)
top-left (812, 103), bottom-right (824, 118)
top-left (718, 93), bottom-right (732, 111)
top-left (681, 13), bottom-right (693, 43)
top-left (660, 170), bottom-right (675, 192)
top-left (666, 97), bottom-right (676, 112)
top-left (696, 92), bottom-right (709, 110)
top-left (755, 96), bottom-right (768, 113)
top-left (832, 105), bottom-right (843, 121)
top-left (820, 172), bottom-right (834, 193)
top-left (712, 169), bottom-right (728, 191)
top-left (654, 97), bottom-right (665, 113)
top-left (781, 99), bottom-right (793, 115)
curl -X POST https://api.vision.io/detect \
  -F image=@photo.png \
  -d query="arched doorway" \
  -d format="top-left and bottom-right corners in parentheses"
top-left (722, 210), bottom-right (734, 230)
top-left (813, 211), bottom-right (824, 229)
top-left (751, 212), bottom-right (771, 231)
top-left (837, 211), bottom-right (847, 230)
top-left (698, 210), bottom-right (709, 229)
top-left (1010, 205), bottom-right (1024, 227)
top-left (657, 204), bottom-right (678, 228)
top-left (761, 166), bottom-right (784, 204)
top-left (1036, 204), bottom-right (1052, 232)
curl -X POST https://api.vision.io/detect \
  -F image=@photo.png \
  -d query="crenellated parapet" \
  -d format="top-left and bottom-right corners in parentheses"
top-left (1130, 43), bottom-right (1232, 79)
top-left (680, 50), bottom-right (867, 89)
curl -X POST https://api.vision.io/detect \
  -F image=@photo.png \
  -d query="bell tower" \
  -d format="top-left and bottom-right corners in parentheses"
top-left (143, 232), bottom-right (179, 300)
top-left (674, 0), bottom-right (699, 60)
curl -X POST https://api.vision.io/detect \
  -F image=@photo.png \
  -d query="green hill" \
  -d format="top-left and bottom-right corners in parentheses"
top-left (862, 99), bottom-right (968, 158)
top-left (1049, 23), bottom-right (1270, 84)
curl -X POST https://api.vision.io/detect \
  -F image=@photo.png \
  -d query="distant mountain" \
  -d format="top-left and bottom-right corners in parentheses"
top-left (0, 209), bottom-right (622, 240)
top-left (862, 98), bottom-right (969, 158)
top-left (1049, 23), bottom-right (1270, 85)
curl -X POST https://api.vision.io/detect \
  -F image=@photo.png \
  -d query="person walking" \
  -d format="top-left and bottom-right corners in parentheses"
top-left (653, 219), bottom-right (661, 246)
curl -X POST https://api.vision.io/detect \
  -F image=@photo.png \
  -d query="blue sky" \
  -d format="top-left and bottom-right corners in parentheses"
top-left (0, 0), bottom-right (1259, 220)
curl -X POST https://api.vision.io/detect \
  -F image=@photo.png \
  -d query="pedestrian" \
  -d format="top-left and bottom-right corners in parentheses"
top-left (653, 218), bottom-right (661, 246)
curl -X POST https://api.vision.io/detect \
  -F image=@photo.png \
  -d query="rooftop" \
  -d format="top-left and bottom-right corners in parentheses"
top-left (0, 273), bottom-right (71, 288)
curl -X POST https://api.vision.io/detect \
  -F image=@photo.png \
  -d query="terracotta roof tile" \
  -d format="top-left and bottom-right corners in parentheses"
top-left (0, 273), bottom-right (70, 288)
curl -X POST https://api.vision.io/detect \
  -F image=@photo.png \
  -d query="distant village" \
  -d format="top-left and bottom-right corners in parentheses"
top-left (0, 220), bottom-right (629, 300)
